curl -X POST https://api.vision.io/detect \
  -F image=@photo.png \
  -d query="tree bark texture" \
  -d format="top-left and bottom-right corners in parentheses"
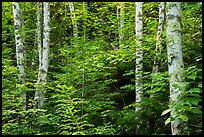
top-left (119, 2), bottom-right (124, 48)
top-left (37, 2), bottom-right (43, 71)
top-left (69, 2), bottom-right (78, 41)
top-left (135, 2), bottom-right (143, 111)
top-left (35, 2), bottom-right (50, 108)
top-left (166, 2), bottom-right (188, 135)
top-left (12, 2), bottom-right (26, 111)
top-left (151, 2), bottom-right (165, 94)
top-left (35, 2), bottom-right (43, 108)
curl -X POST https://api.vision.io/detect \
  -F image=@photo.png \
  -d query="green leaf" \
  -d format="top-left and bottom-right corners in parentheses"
top-left (2, 20), bottom-right (8, 29)
top-left (120, 84), bottom-right (134, 90)
top-left (161, 108), bottom-right (171, 116)
top-left (178, 100), bottom-right (186, 106)
top-left (172, 83), bottom-right (180, 89)
top-left (123, 70), bottom-right (134, 76)
top-left (191, 109), bottom-right (202, 114)
top-left (165, 117), bottom-right (171, 125)
top-left (189, 97), bottom-right (201, 105)
top-left (178, 115), bottom-right (188, 121)
top-left (187, 75), bottom-right (196, 80)
top-left (188, 88), bottom-right (201, 93)
top-left (198, 83), bottom-right (202, 88)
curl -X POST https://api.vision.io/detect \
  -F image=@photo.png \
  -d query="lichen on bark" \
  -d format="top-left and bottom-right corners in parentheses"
top-left (166, 2), bottom-right (188, 135)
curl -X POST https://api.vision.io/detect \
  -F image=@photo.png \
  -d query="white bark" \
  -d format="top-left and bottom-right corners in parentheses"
top-left (35, 2), bottom-right (50, 108)
top-left (35, 2), bottom-right (43, 108)
top-left (135, 2), bottom-right (143, 112)
top-left (151, 2), bottom-right (165, 95)
top-left (69, 2), bottom-right (78, 41)
top-left (12, 2), bottom-right (26, 110)
top-left (166, 2), bottom-right (188, 135)
top-left (119, 2), bottom-right (124, 48)
top-left (13, 2), bottom-right (25, 83)
top-left (37, 2), bottom-right (43, 70)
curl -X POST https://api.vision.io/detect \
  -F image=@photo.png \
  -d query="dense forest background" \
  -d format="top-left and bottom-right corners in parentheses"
top-left (2, 2), bottom-right (202, 135)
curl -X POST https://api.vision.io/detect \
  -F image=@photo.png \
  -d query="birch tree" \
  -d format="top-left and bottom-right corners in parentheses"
top-left (35, 2), bottom-right (50, 108)
top-left (37, 2), bottom-right (43, 71)
top-left (69, 2), bottom-right (78, 41)
top-left (135, 2), bottom-right (143, 111)
top-left (12, 2), bottom-right (26, 111)
top-left (35, 2), bottom-right (43, 108)
top-left (151, 2), bottom-right (165, 94)
top-left (119, 2), bottom-right (124, 48)
top-left (166, 2), bottom-right (188, 135)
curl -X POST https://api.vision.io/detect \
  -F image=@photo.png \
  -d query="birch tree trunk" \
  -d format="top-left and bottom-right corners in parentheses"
top-left (166, 2), bottom-right (188, 135)
top-left (12, 2), bottom-right (26, 111)
top-left (135, 2), bottom-right (143, 111)
top-left (37, 2), bottom-right (43, 71)
top-left (69, 2), bottom-right (78, 41)
top-left (151, 2), bottom-right (165, 95)
top-left (110, 3), bottom-right (119, 50)
top-left (119, 2), bottom-right (124, 48)
top-left (35, 2), bottom-right (43, 108)
top-left (35, 2), bottom-right (50, 108)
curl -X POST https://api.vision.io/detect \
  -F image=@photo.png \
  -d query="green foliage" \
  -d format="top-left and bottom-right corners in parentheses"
top-left (2, 2), bottom-right (202, 135)
top-left (162, 65), bottom-right (202, 134)
top-left (178, 65), bottom-right (202, 134)
top-left (47, 84), bottom-right (94, 135)
top-left (116, 71), bottom-right (170, 135)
